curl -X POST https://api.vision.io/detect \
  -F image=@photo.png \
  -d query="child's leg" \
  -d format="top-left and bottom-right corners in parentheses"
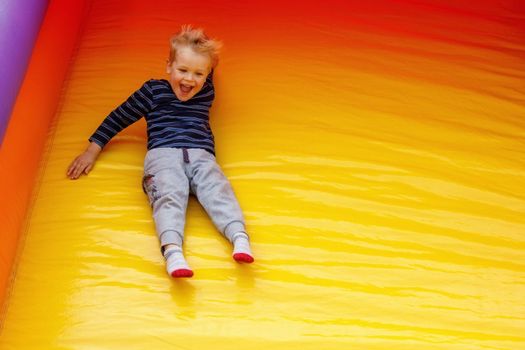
top-left (143, 148), bottom-right (193, 277)
top-left (187, 149), bottom-right (254, 263)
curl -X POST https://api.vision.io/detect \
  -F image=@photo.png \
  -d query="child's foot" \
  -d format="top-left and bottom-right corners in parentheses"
top-left (232, 232), bottom-right (254, 263)
top-left (163, 245), bottom-right (193, 278)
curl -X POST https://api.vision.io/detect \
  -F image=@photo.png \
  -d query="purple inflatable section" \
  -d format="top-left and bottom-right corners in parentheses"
top-left (0, 0), bottom-right (49, 145)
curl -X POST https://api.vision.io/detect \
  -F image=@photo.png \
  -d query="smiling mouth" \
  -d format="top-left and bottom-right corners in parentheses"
top-left (180, 84), bottom-right (193, 94)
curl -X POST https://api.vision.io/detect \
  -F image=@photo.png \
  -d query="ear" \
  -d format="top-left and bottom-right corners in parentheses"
top-left (166, 60), bottom-right (172, 74)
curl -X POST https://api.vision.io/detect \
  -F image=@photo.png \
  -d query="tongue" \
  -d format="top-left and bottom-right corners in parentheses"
top-left (181, 85), bottom-right (192, 93)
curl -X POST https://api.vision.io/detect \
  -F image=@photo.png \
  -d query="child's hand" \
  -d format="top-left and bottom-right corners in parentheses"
top-left (67, 142), bottom-right (102, 180)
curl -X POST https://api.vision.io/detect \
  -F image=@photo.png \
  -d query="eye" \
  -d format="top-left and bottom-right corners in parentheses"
top-left (196, 73), bottom-right (203, 77)
top-left (178, 69), bottom-right (187, 73)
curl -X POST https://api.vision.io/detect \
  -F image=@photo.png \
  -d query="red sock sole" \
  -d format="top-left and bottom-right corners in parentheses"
top-left (171, 269), bottom-right (194, 278)
top-left (233, 253), bottom-right (254, 263)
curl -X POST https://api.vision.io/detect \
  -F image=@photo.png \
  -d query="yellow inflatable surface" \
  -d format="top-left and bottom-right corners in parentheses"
top-left (1, 1), bottom-right (525, 349)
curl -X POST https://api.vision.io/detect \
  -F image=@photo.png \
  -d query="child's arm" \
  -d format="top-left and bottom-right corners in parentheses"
top-left (67, 141), bottom-right (102, 179)
top-left (66, 80), bottom-right (154, 180)
top-left (88, 81), bottom-right (154, 150)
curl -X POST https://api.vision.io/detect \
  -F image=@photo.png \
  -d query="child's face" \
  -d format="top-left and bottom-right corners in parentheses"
top-left (167, 47), bottom-right (211, 101)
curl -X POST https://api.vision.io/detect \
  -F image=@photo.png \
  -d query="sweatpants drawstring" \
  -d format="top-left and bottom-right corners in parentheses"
top-left (182, 148), bottom-right (189, 163)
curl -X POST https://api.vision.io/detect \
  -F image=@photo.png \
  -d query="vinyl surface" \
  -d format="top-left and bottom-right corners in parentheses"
top-left (1, 1), bottom-right (525, 349)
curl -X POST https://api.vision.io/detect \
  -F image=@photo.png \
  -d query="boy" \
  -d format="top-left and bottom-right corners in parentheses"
top-left (67, 25), bottom-right (254, 278)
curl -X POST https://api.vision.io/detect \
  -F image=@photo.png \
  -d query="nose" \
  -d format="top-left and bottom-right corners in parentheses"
top-left (183, 72), bottom-right (195, 82)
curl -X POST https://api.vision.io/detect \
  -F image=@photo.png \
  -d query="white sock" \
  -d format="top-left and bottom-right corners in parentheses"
top-left (232, 232), bottom-right (254, 262)
top-left (163, 246), bottom-right (193, 277)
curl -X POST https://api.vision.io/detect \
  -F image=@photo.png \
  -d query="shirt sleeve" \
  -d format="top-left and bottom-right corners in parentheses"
top-left (88, 80), bottom-right (154, 148)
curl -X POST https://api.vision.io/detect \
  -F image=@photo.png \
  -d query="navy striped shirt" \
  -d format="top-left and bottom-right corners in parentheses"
top-left (89, 75), bottom-right (216, 155)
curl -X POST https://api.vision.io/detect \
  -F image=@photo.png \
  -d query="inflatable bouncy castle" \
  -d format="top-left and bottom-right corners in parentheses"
top-left (1, 1), bottom-right (524, 349)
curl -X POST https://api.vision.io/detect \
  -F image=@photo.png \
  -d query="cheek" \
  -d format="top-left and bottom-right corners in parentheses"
top-left (172, 72), bottom-right (182, 82)
top-left (197, 78), bottom-right (207, 89)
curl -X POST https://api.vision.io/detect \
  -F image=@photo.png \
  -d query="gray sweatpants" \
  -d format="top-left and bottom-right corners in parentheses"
top-left (142, 147), bottom-right (247, 252)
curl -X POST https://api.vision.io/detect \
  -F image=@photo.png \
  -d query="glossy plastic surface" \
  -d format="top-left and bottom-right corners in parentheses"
top-left (0, 0), bottom-right (90, 311)
top-left (0, 0), bottom-right (48, 143)
top-left (1, 1), bottom-right (525, 349)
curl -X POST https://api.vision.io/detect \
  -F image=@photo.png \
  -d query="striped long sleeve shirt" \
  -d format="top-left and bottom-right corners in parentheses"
top-left (89, 75), bottom-right (216, 155)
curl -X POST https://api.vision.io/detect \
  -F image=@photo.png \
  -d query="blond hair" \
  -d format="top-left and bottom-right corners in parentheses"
top-left (168, 25), bottom-right (222, 69)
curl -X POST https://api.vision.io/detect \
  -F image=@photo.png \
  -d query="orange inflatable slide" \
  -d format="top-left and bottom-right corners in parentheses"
top-left (1, 1), bottom-right (524, 349)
